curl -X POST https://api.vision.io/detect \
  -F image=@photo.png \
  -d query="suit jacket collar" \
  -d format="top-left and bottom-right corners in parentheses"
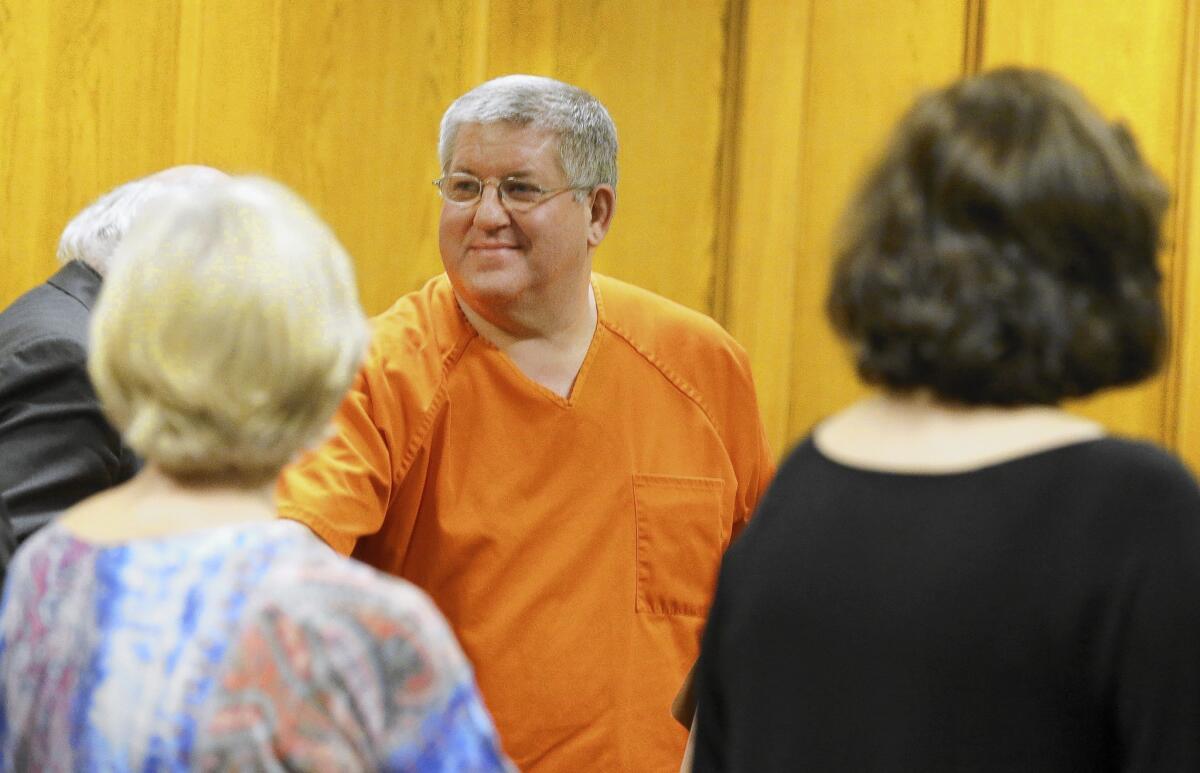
top-left (46, 260), bottom-right (103, 310)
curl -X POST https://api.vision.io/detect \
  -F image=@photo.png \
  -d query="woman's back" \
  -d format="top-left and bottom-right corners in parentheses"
top-left (694, 435), bottom-right (1200, 771)
top-left (691, 66), bottom-right (1194, 772)
top-left (0, 520), bottom-right (507, 771)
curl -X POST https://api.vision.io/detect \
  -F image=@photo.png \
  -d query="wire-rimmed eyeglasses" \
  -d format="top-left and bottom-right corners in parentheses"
top-left (433, 172), bottom-right (591, 212)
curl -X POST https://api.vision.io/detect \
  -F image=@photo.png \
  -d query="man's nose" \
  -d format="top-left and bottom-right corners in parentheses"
top-left (472, 183), bottom-right (511, 228)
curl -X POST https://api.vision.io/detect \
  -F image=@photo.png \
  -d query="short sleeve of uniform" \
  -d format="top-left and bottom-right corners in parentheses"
top-left (276, 361), bottom-right (398, 554)
top-left (276, 278), bottom-right (466, 555)
top-left (722, 341), bottom-right (775, 538)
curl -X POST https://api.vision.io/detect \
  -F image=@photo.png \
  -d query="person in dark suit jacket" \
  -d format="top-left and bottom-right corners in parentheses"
top-left (0, 165), bottom-right (226, 546)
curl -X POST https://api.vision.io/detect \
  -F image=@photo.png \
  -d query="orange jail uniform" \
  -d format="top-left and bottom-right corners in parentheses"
top-left (278, 273), bottom-right (774, 772)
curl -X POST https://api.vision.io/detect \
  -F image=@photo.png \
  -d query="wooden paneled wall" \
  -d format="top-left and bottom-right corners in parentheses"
top-left (726, 0), bottom-right (1200, 467)
top-left (1, 0), bottom-right (1198, 467)
top-left (0, 0), bottom-right (730, 317)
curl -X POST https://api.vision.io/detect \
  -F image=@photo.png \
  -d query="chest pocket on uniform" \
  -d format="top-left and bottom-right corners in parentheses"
top-left (633, 473), bottom-right (724, 617)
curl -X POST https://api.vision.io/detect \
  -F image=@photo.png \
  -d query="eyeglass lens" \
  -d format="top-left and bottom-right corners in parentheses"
top-left (439, 174), bottom-right (552, 208)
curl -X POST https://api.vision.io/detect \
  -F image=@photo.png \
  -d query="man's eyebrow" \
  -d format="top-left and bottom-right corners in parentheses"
top-left (448, 167), bottom-right (537, 179)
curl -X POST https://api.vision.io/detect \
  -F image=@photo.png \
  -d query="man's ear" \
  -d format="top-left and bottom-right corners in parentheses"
top-left (586, 184), bottom-right (616, 247)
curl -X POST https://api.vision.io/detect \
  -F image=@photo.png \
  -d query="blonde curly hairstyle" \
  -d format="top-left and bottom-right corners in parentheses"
top-left (89, 176), bottom-right (369, 486)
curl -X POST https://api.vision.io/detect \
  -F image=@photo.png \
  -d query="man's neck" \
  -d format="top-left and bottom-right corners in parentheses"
top-left (457, 282), bottom-right (598, 398)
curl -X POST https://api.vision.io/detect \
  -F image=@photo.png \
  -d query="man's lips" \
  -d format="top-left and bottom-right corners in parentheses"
top-left (468, 243), bottom-right (520, 251)
top-left (466, 243), bottom-right (522, 263)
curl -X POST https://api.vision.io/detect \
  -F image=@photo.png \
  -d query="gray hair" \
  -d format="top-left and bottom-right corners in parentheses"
top-left (438, 74), bottom-right (618, 193)
top-left (57, 165), bottom-right (227, 276)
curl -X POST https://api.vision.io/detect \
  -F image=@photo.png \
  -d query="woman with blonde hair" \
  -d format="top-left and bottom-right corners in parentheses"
top-left (0, 177), bottom-right (509, 771)
top-left (693, 68), bottom-right (1200, 771)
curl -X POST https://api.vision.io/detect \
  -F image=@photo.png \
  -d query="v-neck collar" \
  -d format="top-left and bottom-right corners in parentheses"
top-left (457, 276), bottom-right (606, 408)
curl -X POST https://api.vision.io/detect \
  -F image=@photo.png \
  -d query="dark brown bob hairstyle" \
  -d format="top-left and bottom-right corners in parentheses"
top-left (827, 67), bottom-right (1169, 406)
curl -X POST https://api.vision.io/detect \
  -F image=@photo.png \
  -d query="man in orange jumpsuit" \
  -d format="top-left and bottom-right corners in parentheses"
top-left (279, 75), bottom-right (773, 772)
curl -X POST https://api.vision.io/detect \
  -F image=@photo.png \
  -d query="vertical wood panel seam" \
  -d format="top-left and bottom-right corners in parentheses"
top-left (962, 0), bottom-right (986, 75)
top-left (785, 0), bottom-right (819, 442)
top-left (1162, 0), bottom-right (1199, 453)
top-left (710, 0), bottom-right (749, 324)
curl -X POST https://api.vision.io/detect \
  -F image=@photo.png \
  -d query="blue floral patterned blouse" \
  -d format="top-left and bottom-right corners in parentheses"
top-left (0, 519), bottom-right (510, 771)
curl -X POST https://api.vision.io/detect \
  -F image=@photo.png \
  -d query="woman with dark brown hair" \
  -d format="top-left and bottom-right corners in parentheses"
top-left (692, 68), bottom-right (1200, 771)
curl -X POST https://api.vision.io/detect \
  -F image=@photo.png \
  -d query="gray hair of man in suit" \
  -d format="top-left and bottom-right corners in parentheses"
top-left (56, 165), bottom-right (229, 276)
